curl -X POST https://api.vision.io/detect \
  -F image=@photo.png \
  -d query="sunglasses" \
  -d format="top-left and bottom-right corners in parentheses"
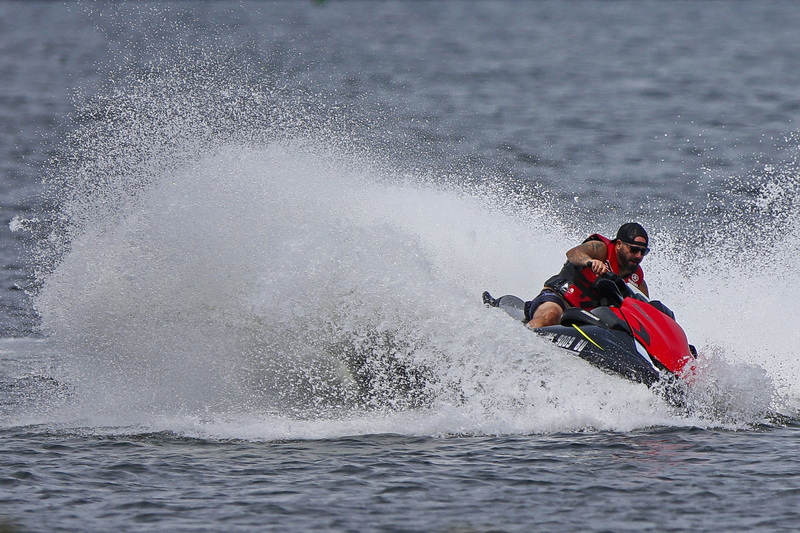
top-left (622, 241), bottom-right (650, 256)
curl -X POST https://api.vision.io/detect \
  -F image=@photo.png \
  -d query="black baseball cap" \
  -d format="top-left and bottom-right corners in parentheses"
top-left (615, 223), bottom-right (649, 245)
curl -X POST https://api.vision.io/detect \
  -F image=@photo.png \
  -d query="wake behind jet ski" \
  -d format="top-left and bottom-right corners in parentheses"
top-left (483, 272), bottom-right (697, 389)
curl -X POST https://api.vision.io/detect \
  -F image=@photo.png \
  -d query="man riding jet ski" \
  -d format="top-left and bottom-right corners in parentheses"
top-left (483, 223), bottom-right (695, 389)
top-left (525, 222), bottom-right (650, 328)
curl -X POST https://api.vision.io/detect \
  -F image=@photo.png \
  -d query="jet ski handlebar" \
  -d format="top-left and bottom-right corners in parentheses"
top-left (594, 272), bottom-right (632, 306)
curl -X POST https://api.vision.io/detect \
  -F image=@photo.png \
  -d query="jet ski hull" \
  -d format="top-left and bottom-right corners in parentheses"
top-left (533, 324), bottom-right (661, 386)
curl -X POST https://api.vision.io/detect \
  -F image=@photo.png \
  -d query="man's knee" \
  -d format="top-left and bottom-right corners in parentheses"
top-left (528, 301), bottom-right (562, 328)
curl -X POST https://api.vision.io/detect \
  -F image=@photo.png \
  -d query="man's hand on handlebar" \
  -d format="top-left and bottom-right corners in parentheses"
top-left (585, 260), bottom-right (610, 276)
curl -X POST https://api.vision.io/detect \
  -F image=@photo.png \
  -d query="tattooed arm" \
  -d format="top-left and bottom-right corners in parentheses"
top-left (566, 240), bottom-right (609, 276)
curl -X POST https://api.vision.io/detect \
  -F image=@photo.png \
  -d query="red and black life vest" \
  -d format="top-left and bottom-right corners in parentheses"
top-left (562, 234), bottom-right (645, 309)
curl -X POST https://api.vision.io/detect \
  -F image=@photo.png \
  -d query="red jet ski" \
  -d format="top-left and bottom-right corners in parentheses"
top-left (483, 273), bottom-right (697, 393)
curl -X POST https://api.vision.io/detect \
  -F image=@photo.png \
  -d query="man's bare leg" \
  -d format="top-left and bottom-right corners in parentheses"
top-left (528, 301), bottom-right (562, 328)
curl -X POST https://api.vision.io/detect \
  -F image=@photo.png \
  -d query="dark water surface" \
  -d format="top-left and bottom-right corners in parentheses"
top-left (3, 1), bottom-right (800, 531)
top-left (4, 426), bottom-right (800, 533)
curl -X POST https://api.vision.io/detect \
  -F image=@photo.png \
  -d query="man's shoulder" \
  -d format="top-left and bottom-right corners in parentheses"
top-left (583, 233), bottom-right (610, 244)
top-left (581, 238), bottom-right (609, 257)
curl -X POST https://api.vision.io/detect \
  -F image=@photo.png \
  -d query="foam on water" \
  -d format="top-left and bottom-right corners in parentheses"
top-left (15, 51), bottom-right (800, 440)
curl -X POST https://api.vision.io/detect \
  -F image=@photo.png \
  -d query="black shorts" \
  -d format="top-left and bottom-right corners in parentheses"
top-left (524, 288), bottom-right (567, 322)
